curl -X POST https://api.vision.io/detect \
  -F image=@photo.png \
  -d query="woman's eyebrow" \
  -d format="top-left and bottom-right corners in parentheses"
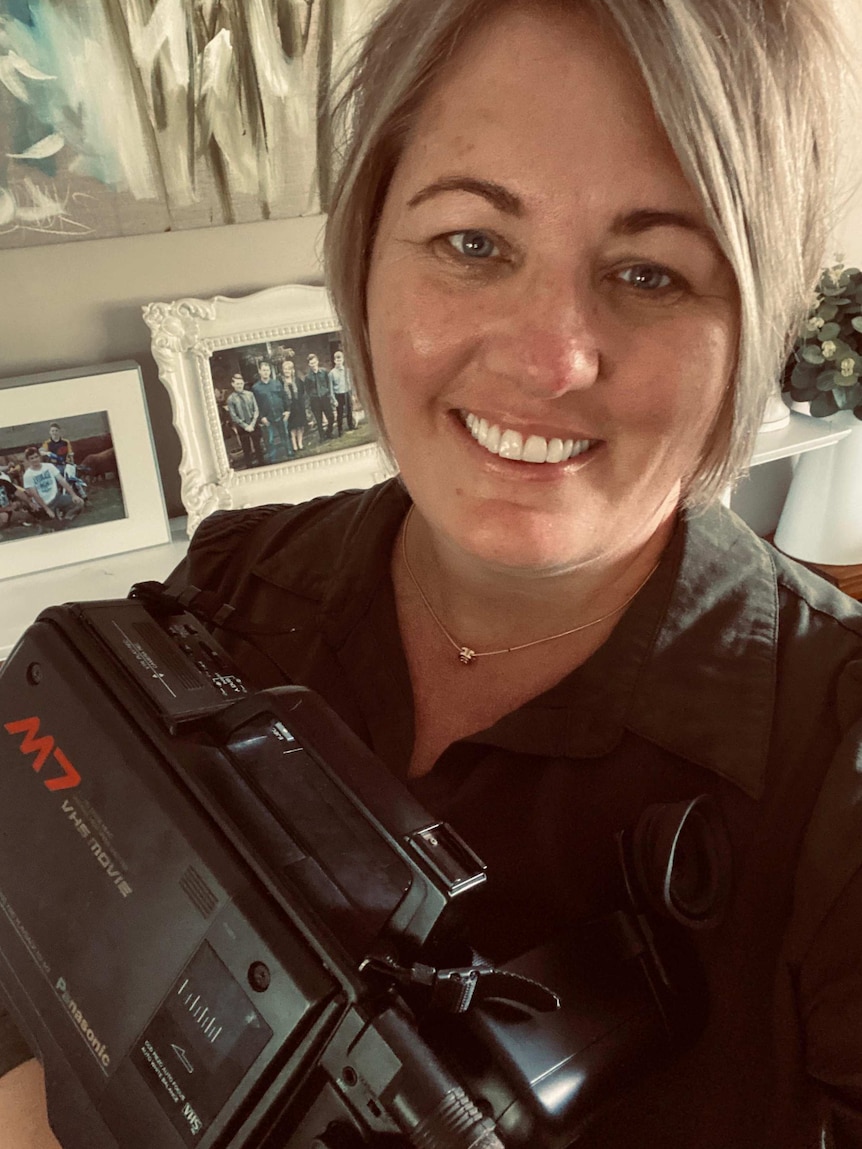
top-left (407, 176), bottom-right (524, 216)
top-left (405, 183), bottom-right (719, 251)
top-left (611, 208), bottom-right (716, 246)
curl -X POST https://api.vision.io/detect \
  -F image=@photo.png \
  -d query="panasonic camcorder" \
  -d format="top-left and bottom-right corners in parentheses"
top-left (0, 585), bottom-right (719, 1148)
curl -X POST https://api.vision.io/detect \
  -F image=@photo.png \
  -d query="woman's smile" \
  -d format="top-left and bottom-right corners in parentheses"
top-left (461, 411), bottom-right (600, 466)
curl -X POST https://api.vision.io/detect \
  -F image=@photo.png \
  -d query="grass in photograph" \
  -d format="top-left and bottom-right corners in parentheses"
top-left (0, 479), bottom-right (126, 544)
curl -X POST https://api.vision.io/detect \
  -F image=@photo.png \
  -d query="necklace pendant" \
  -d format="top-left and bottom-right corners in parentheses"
top-left (458, 647), bottom-right (477, 665)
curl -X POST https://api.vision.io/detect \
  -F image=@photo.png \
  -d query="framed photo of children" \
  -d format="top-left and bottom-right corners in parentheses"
top-left (143, 284), bottom-right (393, 536)
top-left (0, 362), bottom-right (170, 581)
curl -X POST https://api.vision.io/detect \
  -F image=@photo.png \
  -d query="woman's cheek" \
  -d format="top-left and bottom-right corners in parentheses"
top-left (372, 279), bottom-right (481, 391)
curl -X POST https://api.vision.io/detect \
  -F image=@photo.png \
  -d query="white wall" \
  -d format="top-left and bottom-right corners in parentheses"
top-left (1, 1), bottom-right (860, 524)
top-left (832, 0), bottom-right (862, 267)
top-left (0, 215), bottom-right (326, 515)
top-left (731, 0), bottom-right (862, 536)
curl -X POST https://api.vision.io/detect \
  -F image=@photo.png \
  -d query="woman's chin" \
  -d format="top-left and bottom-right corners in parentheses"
top-left (439, 508), bottom-right (607, 577)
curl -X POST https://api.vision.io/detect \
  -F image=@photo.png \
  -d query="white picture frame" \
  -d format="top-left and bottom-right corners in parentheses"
top-left (0, 362), bottom-right (170, 582)
top-left (143, 284), bottom-right (394, 536)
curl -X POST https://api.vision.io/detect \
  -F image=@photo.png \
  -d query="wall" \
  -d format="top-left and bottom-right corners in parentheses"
top-left (730, 0), bottom-right (862, 536)
top-left (833, 0), bottom-right (862, 267)
top-left (1, 0), bottom-right (861, 526)
top-left (0, 215), bottom-right (326, 516)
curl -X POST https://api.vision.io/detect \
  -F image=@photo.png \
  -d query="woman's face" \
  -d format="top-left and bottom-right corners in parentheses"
top-left (366, 2), bottom-right (739, 574)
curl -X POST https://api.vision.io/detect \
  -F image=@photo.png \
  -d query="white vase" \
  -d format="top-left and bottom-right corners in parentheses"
top-left (773, 410), bottom-right (862, 565)
top-left (759, 388), bottom-right (790, 432)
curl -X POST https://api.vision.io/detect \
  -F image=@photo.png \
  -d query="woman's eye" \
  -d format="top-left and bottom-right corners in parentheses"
top-left (617, 264), bottom-right (677, 291)
top-left (446, 230), bottom-right (500, 259)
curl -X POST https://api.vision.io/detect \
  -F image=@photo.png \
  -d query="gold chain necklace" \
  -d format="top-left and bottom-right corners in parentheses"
top-left (400, 505), bottom-right (661, 665)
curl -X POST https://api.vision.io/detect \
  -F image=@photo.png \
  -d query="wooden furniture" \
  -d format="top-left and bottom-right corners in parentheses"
top-left (782, 556), bottom-right (862, 601)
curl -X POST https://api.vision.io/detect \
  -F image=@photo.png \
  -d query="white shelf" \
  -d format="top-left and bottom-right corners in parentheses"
top-left (751, 410), bottom-right (852, 467)
top-left (0, 518), bottom-right (189, 662)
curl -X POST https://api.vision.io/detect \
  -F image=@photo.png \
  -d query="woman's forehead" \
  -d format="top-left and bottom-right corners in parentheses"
top-left (385, 2), bottom-right (703, 224)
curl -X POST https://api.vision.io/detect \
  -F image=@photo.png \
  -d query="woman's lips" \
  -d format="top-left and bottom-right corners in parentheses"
top-left (461, 410), bottom-right (599, 464)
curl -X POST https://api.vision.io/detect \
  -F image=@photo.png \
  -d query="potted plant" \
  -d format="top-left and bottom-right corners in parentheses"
top-left (782, 261), bottom-right (862, 418)
top-left (774, 261), bottom-right (862, 565)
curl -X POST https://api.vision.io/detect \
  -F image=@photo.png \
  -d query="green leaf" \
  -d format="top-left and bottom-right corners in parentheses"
top-left (801, 344), bottom-right (825, 365)
top-left (816, 370), bottom-right (841, 391)
top-left (810, 392), bottom-right (839, 417)
top-left (836, 372), bottom-right (860, 389)
top-left (819, 303), bottom-right (839, 321)
top-left (819, 322), bottom-right (841, 341)
top-left (791, 362), bottom-right (820, 389)
top-left (835, 387), bottom-right (856, 409)
top-left (852, 317), bottom-right (862, 333)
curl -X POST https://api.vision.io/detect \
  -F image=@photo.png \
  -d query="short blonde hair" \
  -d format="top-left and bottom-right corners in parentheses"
top-left (324, 0), bottom-right (840, 505)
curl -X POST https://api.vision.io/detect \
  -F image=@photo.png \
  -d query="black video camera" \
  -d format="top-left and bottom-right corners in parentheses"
top-left (0, 588), bottom-right (714, 1148)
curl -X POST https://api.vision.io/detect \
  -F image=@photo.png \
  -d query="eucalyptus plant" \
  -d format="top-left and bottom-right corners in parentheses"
top-left (783, 261), bottom-right (862, 419)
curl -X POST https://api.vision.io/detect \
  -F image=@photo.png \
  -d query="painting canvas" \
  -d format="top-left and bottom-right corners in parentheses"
top-left (0, 0), bottom-right (378, 249)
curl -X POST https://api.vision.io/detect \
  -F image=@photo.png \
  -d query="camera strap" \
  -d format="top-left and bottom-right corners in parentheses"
top-left (360, 951), bottom-right (561, 1015)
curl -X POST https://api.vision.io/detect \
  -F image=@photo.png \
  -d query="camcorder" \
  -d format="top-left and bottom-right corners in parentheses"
top-left (0, 584), bottom-right (724, 1148)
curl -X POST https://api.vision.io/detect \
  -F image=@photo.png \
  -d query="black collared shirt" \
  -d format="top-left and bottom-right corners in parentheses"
top-left (160, 478), bottom-right (862, 1147)
top-left (5, 479), bottom-right (859, 1145)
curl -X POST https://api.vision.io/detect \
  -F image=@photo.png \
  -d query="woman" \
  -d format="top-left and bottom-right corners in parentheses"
top-left (282, 356), bottom-right (308, 453)
top-left (1, 0), bottom-right (858, 1145)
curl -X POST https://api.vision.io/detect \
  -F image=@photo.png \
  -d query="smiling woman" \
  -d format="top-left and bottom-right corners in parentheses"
top-left (363, 3), bottom-right (739, 581)
top-left (3, 2), bottom-right (862, 1149)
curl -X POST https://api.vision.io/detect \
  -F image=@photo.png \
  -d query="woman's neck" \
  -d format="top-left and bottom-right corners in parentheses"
top-left (399, 505), bottom-right (675, 658)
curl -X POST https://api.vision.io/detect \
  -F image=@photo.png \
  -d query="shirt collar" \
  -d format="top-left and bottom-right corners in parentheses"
top-left (253, 483), bottom-right (777, 800)
top-left (525, 502), bottom-right (777, 799)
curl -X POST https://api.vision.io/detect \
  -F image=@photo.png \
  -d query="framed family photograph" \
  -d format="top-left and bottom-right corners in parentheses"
top-left (0, 362), bottom-right (170, 582)
top-left (143, 284), bottom-right (393, 536)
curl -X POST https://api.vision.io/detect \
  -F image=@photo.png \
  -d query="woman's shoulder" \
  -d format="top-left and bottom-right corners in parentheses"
top-left (769, 541), bottom-right (862, 636)
top-left (175, 478), bottom-right (407, 599)
top-left (689, 502), bottom-right (862, 638)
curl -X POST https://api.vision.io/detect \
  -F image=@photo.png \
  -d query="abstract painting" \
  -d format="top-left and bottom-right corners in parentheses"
top-left (0, 0), bottom-right (375, 248)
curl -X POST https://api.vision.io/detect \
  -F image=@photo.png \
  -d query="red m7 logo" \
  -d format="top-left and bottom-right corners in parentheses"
top-left (4, 717), bottom-right (81, 792)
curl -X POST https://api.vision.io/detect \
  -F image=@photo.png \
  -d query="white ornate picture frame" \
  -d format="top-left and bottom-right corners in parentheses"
top-left (143, 284), bottom-right (394, 536)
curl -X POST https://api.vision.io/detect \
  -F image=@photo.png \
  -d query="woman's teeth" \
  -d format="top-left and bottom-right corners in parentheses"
top-left (463, 412), bottom-right (595, 464)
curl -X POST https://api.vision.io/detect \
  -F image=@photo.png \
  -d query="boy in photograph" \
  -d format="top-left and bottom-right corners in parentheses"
top-left (329, 350), bottom-right (355, 436)
top-left (252, 360), bottom-right (292, 463)
top-left (226, 374), bottom-right (263, 469)
top-left (304, 352), bottom-right (334, 442)
top-left (41, 422), bottom-right (88, 500)
top-left (0, 468), bottom-right (34, 530)
top-left (41, 423), bottom-right (74, 470)
top-left (22, 446), bottom-right (84, 524)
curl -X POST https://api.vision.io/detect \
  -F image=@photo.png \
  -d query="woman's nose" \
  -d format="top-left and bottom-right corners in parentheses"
top-left (481, 273), bottom-right (602, 399)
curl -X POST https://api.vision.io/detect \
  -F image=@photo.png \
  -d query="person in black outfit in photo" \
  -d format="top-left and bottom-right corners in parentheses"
top-left (304, 352), bottom-right (334, 442)
top-left (225, 373), bottom-right (263, 469)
